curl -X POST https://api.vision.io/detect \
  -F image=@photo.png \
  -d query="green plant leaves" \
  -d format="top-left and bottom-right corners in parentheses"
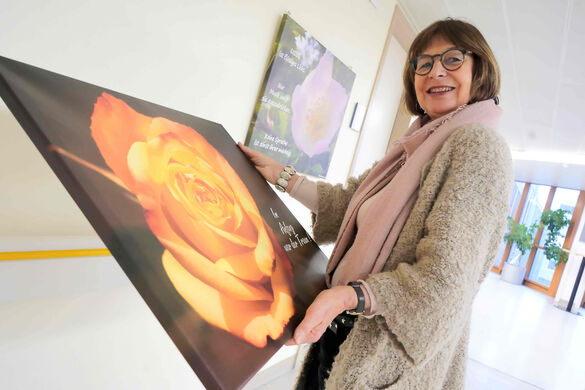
top-left (540, 209), bottom-right (571, 265)
top-left (504, 216), bottom-right (537, 256)
top-left (503, 208), bottom-right (571, 266)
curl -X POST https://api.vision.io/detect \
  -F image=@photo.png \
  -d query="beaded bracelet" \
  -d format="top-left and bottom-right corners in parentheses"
top-left (274, 165), bottom-right (296, 192)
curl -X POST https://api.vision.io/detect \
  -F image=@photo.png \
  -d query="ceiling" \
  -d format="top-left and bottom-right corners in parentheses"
top-left (398, 0), bottom-right (585, 190)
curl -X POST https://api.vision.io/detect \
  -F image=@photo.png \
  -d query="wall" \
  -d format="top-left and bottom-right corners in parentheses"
top-left (350, 5), bottom-right (415, 177)
top-left (0, 0), bottom-right (397, 240)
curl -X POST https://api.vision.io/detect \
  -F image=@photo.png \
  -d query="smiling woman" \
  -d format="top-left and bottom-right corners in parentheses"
top-left (413, 40), bottom-right (474, 119)
top-left (403, 18), bottom-right (501, 120)
top-left (241, 17), bottom-right (512, 390)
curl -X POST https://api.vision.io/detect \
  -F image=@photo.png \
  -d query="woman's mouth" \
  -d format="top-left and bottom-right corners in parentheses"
top-left (427, 86), bottom-right (454, 94)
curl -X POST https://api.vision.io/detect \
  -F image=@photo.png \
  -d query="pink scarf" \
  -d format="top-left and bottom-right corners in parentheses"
top-left (326, 99), bottom-right (502, 287)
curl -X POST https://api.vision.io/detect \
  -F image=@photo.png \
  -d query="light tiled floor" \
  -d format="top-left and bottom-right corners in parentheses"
top-left (466, 358), bottom-right (542, 390)
top-left (468, 273), bottom-right (585, 390)
top-left (2, 258), bottom-right (582, 389)
top-left (260, 272), bottom-right (585, 390)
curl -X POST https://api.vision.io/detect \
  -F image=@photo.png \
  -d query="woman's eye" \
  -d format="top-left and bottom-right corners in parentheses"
top-left (444, 56), bottom-right (462, 64)
top-left (418, 62), bottom-right (432, 70)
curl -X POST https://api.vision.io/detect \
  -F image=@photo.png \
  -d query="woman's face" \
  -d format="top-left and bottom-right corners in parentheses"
top-left (414, 37), bottom-right (474, 120)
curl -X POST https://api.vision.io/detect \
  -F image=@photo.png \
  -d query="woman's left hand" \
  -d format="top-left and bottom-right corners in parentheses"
top-left (285, 285), bottom-right (357, 345)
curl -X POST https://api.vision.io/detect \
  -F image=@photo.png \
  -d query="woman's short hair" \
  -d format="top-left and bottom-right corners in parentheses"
top-left (403, 18), bottom-right (501, 117)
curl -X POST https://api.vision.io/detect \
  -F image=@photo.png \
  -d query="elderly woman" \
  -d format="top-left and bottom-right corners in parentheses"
top-left (240, 18), bottom-right (512, 390)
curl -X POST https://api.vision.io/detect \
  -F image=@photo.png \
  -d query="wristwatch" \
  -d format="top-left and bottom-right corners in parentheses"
top-left (346, 281), bottom-right (365, 315)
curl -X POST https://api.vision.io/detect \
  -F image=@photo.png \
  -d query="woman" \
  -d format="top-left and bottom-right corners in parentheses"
top-left (240, 18), bottom-right (512, 389)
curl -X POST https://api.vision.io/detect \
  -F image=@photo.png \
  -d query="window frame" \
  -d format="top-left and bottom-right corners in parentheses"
top-left (491, 182), bottom-right (585, 297)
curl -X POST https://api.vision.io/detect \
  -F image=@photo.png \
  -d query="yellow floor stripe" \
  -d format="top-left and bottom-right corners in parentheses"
top-left (0, 248), bottom-right (111, 261)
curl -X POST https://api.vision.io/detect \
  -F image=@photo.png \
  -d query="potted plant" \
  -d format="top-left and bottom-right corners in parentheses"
top-left (539, 209), bottom-right (571, 265)
top-left (501, 217), bottom-right (537, 284)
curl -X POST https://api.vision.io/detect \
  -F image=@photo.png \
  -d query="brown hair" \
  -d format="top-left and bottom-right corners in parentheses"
top-left (403, 18), bottom-right (500, 116)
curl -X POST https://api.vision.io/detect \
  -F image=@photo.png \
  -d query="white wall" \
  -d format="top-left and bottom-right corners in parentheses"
top-left (0, 0), bottom-right (397, 239)
top-left (350, 35), bottom-right (407, 176)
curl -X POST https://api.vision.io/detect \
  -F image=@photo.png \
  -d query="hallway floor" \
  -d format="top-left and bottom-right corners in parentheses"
top-left (467, 272), bottom-right (585, 390)
top-left (258, 272), bottom-right (585, 390)
top-left (1, 258), bottom-right (583, 389)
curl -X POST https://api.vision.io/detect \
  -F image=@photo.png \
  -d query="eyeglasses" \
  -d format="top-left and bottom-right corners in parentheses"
top-left (410, 48), bottom-right (473, 76)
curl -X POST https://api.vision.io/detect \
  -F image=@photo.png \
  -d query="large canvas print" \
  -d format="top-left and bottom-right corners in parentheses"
top-left (0, 55), bottom-right (327, 390)
top-left (245, 15), bottom-right (355, 178)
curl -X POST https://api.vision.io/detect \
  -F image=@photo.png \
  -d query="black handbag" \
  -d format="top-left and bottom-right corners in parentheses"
top-left (295, 312), bottom-right (356, 390)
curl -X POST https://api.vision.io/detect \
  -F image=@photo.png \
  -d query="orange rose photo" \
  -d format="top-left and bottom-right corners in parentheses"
top-left (0, 55), bottom-right (327, 390)
top-left (89, 93), bottom-right (295, 348)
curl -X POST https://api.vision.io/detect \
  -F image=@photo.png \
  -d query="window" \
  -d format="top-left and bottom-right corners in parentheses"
top-left (491, 182), bottom-right (585, 296)
top-left (526, 188), bottom-right (580, 287)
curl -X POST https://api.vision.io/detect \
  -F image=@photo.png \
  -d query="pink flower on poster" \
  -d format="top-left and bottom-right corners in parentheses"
top-left (291, 52), bottom-right (349, 158)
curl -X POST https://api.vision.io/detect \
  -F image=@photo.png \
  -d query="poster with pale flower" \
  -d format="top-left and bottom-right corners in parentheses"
top-left (0, 55), bottom-right (327, 390)
top-left (245, 14), bottom-right (355, 178)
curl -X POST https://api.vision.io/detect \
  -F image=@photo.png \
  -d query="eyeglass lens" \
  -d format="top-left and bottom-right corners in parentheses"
top-left (415, 49), bottom-right (465, 74)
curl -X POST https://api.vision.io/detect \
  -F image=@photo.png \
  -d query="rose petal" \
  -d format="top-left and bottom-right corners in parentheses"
top-left (214, 256), bottom-right (271, 283)
top-left (127, 137), bottom-right (261, 259)
top-left (143, 204), bottom-right (272, 301)
top-left (263, 221), bottom-right (295, 319)
top-left (91, 93), bottom-right (165, 189)
top-left (160, 185), bottom-right (259, 260)
top-left (159, 236), bottom-right (273, 302)
top-left (213, 157), bottom-right (276, 274)
top-left (162, 248), bottom-right (294, 348)
top-left (132, 136), bottom-right (258, 242)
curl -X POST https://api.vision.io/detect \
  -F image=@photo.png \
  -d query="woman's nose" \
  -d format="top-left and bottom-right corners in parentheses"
top-left (428, 60), bottom-right (447, 78)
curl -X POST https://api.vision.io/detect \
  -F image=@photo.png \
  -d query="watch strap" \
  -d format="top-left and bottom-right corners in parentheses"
top-left (347, 281), bottom-right (365, 315)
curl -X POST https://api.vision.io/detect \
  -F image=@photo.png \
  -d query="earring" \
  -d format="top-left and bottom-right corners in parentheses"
top-left (415, 102), bottom-right (425, 114)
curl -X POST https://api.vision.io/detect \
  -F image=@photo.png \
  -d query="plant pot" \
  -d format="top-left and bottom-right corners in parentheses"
top-left (501, 262), bottom-right (526, 285)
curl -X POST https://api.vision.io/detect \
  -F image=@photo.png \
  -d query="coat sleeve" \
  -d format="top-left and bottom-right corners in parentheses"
top-left (311, 166), bottom-right (373, 244)
top-left (365, 126), bottom-right (513, 366)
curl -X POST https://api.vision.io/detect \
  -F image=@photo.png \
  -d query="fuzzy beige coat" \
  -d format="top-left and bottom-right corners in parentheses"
top-left (299, 125), bottom-right (513, 389)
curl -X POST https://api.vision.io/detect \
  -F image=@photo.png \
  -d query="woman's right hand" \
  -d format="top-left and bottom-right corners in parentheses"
top-left (238, 142), bottom-right (284, 184)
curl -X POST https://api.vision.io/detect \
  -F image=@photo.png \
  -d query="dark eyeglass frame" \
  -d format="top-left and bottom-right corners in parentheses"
top-left (410, 48), bottom-right (473, 76)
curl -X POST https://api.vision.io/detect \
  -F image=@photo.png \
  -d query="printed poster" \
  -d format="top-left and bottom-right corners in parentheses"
top-left (246, 14), bottom-right (356, 178)
top-left (0, 55), bottom-right (327, 390)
